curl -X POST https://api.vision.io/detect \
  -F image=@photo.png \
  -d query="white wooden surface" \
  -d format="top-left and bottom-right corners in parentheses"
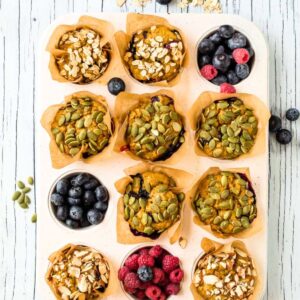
top-left (0, 0), bottom-right (299, 299)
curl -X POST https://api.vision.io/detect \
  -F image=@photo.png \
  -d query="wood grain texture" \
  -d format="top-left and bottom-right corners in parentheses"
top-left (0, 0), bottom-right (299, 299)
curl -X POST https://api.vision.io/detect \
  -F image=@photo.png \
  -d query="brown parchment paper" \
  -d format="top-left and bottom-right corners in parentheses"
top-left (187, 167), bottom-right (263, 239)
top-left (187, 92), bottom-right (270, 160)
top-left (114, 13), bottom-right (188, 87)
top-left (190, 238), bottom-right (262, 300)
top-left (113, 89), bottom-right (189, 165)
top-left (45, 244), bottom-right (117, 299)
top-left (47, 15), bottom-right (118, 85)
top-left (41, 91), bottom-right (117, 169)
top-left (115, 163), bottom-right (193, 244)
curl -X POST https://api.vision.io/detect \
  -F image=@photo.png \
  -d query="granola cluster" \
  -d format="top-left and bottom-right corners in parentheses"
top-left (193, 248), bottom-right (257, 300)
top-left (46, 245), bottom-right (110, 300)
top-left (124, 25), bottom-right (184, 83)
top-left (56, 28), bottom-right (111, 83)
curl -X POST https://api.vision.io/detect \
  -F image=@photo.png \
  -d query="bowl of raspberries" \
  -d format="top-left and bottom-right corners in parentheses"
top-left (118, 245), bottom-right (184, 300)
top-left (197, 24), bottom-right (255, 86)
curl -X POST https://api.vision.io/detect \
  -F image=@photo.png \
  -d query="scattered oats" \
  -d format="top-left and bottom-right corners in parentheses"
top-left (179, 237), bottom-right (188, 249)
top-left (178, 0), bottom-right (222, 13)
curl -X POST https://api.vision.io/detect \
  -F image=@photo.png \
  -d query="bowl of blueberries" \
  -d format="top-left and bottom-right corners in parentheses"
top-left (197, 24), bottom-right (255, 86)
top-left (49, 171), bottom-right (110, 230)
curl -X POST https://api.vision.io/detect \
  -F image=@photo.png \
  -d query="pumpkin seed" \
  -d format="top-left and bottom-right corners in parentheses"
top-left (144, 227), bottom-right (154, 235)
top-left (17, 181), bottom-right (25, 189)
top-left (241, 216), bottom-right (250, 228)
top-left (31, 213), bottom-right (37, 223)
top-left (58, 115), bottom-right (65, 126)
top-left (22, 187), bottom-right (31, 194)
top-left (69, 147), bottom-right (80, 156)
top-left (213, 216), bottom-right (222, 225)
top-left (157, 146), bottom-right (167, 155)
top-left (27, 176), bottom-right (34, 185)
top-left (12, 191), bottom-right (21, 201)
top-left (17, 193), bottom-right (25, 204)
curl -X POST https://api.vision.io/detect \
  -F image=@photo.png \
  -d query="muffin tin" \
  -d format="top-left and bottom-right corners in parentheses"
top-left (36, 13), bottom-right (268, 299)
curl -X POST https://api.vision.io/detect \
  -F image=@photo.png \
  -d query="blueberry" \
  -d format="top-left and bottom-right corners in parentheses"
top-left (247, 47), bottom-right (255, 57)
top-left (137, 266), bottom-right (153, 282)
top-left (68, 187), bottom-right (83, 198)
top-left (71, 173), bottom-right (90, 187)
top-left (84, 178), bottom-right (100, 190)
top-left (69, 206), bottom-right (83, 221)
top-left (276, 129), bottom-right (292, 144)
top-left (87, 209), bottom-right (104, 225)
top-left (51, 193), bottom-right (65, 206)
top-left (235, 64), bottom-right (250, 79)
top-left (215, 45), bottom-right (225, 55)
top-left (80, 215), bottom-right (91, 228)
top-left (227, 70), bottom-right (240, 85)
top-left (56, 206), bottom-right (68, 221)
top-left (211, 75), bottom-right (227, 85)
top-left (94, 201), bottom-right (108, 212)
top-left (65, 219), bottom-right (80, 229)
top-left (212, 53), bottom-right (231, 72)
top-left (269, 115), bottom-right (282, 132)
top-left (286, 108), bottom-right (299, 121)
top-left (67, 197), bottom-right (81, 206)
top-left (198, 55), bottom-right (211, 68)
top-left (219, 25), bottom-right (234, 39)
top-left (83, 190), bottom-right (96, 207)
top-left (198, 38), bottom-right (215, 55)
top-left (209, 31), bottom-right (223, 44)
top-left (95, 186), bottom-right (109, 202)
top-left (55, 179), bottom-right (69, 195)
top-left (108, 77), bottom-right (126, 96)
top-left (156, 0), bottom-right (172, 4)
top-left (227, 32), bottom-right (247, 50)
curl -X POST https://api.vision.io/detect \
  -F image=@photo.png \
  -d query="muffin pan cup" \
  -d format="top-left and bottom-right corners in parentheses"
top-left (36, 13), bottom-right (269, 299)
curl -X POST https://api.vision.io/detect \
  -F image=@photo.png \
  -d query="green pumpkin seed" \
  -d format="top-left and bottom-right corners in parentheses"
top-left (17, 181), bottom-right (25, 189)
top-left (242, 205), bottom-right (251, 215)
top-left (178, 193), bottom-right (185, 201)
top-left (58, 115), bottom-right (65, 126)
top-left (212, 148), bottom-right (222, 157)
top-left (167, 203), bottom-right (178, 215)
top-left (139, 198), bottom-right (146, 209)
top-left (19, 202), bottom-right (29, 209)
top-left (162, 114), bottom-right (171, 125)
top-left (152, 213), bottom-right (159, 223)
top-left (220, 190), bottom-right (229, 199)
top-left (78, 129), bottom-right (87, 140)
top-left (213, 216), bottom-right (222, 225)
top-left (17, 193), bottom-right (25, 204)
top-left (241, 216), bottom-right (250, 228)
top-left (96, 113), bottom-right (104, 123)
top-left (27, 176), bottom-right (34, 185)
top-left (124, 207), bottom-right (130, 220)
top-left (132, 216), bottom-right (139, 226)
top-left (208, 139), bottom-right (216, 150)
top-left (223, 210), bottom-right (231, 220)
top-left (150, 204), bottom-right (160, 213)
top-left (235, 207), bottom-right (243, 218)
top-left (22, 187), bottom-right (31, 194)
top-left (232, 226), bottom-right (243, 233)
top-left (69, 147), bottom-right (80, 156)
top-left (157, 146), bottom-right (167, 155)
top-left (12, 191), bottom-right (21, 201)
top-left (157, 123), bottom-right (165, 133)
top-left (24, 195), bottom-right (31, 205)
top-left (71, 112), bottom-right (81, 121)
top-left (172, 122), bottom-right (182, 132)
top-left (31, 214), bottom-right (37, 223)
top-left (98, 138), bottom-right (108, 150)
top-left (221, 175), bottom-right (228, 187)
top-left (141, 213), bottom-right (148, 225)
top-left (144, 227), bottom-right (154, 235)
top-left (158, 212), bottom-right (165, 221)
top-left (56, 132), bottom-right (64, 144)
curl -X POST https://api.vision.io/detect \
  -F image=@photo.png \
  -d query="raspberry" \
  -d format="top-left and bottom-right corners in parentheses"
top-left (200, 64), bottom-right (218, 80)
top-left (118, 266), bottom-right (130, 281)
top-left (152, 268), bottom-right (166, 284)
top-left (138, 254), bottom-right (155, 267)
top-left (232, 48), bottom-right (250, 64)
top-left (149, 245), bottom-right (163, 258)
top-left (139, 248), bottom-right (149, 256)
top-left (135, 289), bottom-right (146, 299)
top-left (220, 83), bottom-right (236, 93)
top-left (125, 253), bottom-right (140, 270)
top-left (124, 272), bottom-right (141, 289)
top-left (145, 285), bottom-right (162, 300)
top-left (156, 293), bottom-right (166, 300)
top-left (124, 285), bottom-right (136, 295)
top-left (140, 281), bottom-right (152, 290)
top-left (169, 268), bottom-right (184, 283)
top-left (165, 283), bottom-right (180, 295)
top-left (162, 255), bottom-right (179, 273)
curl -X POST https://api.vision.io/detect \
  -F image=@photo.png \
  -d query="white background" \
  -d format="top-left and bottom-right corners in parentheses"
top-left (0, 1), bottom-right (299, 300)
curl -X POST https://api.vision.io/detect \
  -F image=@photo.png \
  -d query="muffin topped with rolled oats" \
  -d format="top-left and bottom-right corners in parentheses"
top-left (56, 27), bottom-right (111, 84)
top-left (124, 25), bottom-right (185, 83)
top-left (193, 246), bottom-right (257, 300)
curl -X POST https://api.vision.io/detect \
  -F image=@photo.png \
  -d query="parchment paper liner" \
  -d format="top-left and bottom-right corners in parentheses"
top-left (114, 13), bottom-right (188, 87)
top-left (47, 15), bottom-right (118, 85)
top-left (114, 89), bottom-right (189, 165)
top-left (187, 92), bottom-right (270, 160)
top-left (190, 238), bottom-right (262, 300)
top-left (41, 91), bottom-right (117, 169)
top-left (188, 167), bottom-right (262, 239)
top-left (45, 243), bottom-right (117, 299)
top-left (115, 163), bottom-right (193, 244)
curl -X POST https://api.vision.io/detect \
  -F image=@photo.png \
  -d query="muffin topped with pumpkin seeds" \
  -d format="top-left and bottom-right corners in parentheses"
top-left (196, 97), bottom-right (258, 159)
top-left (124, 25), bottom-right (185, 83)
top-left (51, 96), bottom-right (113, 158)
top-left (123, 171), bottom-right (185, 238)
top-left (125, 94), bottom-right (185, 161)
top-left (193, 171), bottom-right (257, 236)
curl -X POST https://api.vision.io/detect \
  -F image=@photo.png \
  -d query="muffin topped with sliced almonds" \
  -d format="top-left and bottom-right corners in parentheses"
top-left (193, 171), bottom-right (257, 236)
top-left (46, 244), bottom-right (110, 300)
top-left (125, 94), bottom-right (185, 161)
top-left (123, 171), bottom-right (185, 238)
top-left (124, 25), bottom-right (185, 83)
top-left (193, 246), bottom-right (257, 299)
top-left (51, 95), bottom-right (113, 158)
top-left (56, 27), bottom-right (111, 83)
top-left (196, 97), bottom-right (258, 159)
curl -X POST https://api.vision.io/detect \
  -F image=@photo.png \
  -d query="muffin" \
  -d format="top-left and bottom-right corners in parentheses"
top-left (46, 244), bottom-right (110, 300)
top-left (124, 94), bottom-right (185, 161)
top-left (192, 240), bottom-right (257, 300)
top-left (192, 170), bottom-right (257, 237)
top-left (195, 97), bottom-right (258, 159)
top-left (47, 16), bottom-right (114, 84)
top-left (41, 91), bottom-right (115, 168)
